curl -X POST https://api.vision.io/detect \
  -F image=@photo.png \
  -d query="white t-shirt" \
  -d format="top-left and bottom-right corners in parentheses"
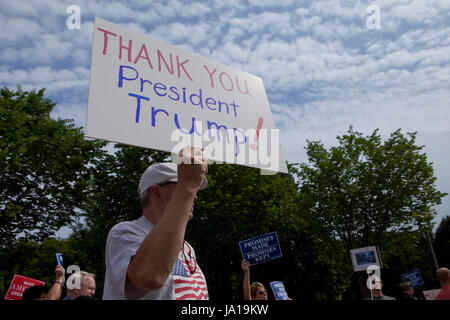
top-left (102, 215), bottom-right (208, 300)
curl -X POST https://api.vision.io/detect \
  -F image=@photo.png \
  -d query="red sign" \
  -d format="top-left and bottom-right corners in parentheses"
top-left (4, 275), bottom-right (45, 300)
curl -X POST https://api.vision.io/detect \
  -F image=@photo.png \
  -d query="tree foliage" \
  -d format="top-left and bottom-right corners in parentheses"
top-left (0, 87), bottom-right (106, 248)
top-left (296, 127), bottom-right (446, 251)
top-left (1, 88), bottom-right (447, 300)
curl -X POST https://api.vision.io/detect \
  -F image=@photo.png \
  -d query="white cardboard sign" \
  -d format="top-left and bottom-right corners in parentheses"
top-left (86, 18), bottom-right (288, 173)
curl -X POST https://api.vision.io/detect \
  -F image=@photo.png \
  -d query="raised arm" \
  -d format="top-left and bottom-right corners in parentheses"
top-left (127, 147), bottom-right (207, 291)
top-left (46, 265), bottom-right (65, 300)
top-left (241, 260), bottom-right (252, 300)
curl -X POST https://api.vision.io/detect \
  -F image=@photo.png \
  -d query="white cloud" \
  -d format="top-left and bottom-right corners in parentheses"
top-left (1, 0), bottom-right (449, 225)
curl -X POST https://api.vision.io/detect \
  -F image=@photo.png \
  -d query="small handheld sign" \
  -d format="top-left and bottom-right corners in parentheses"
top-left (270, 281), bottom-right (288, 300)
top-left (402, 269), bottom-right (424, 288)
top-left (239, 231), bottom-right (282, 266)
top-left (349, 246), bottom-right (382, 272)
top-left (56, 253), bottom-right (63, 267)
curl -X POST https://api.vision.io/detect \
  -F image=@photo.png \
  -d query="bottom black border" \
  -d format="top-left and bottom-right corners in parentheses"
top-left (1, 300), bottom-right (446, 318)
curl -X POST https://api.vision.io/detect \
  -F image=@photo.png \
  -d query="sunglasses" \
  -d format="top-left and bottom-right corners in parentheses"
top-left (159, 181), bottom-right (177, 187)
top-left (183, 241), bottom-right (197, 274)
top-left (258, 289), bottom-right (267, 295)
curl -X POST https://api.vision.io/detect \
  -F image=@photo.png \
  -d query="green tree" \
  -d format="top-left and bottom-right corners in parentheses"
top-left (294, 127), bottom-right (447, 299)
top-left (77, 144), bottom-right (169, 286)
top-left (0, 87), bottom-right (106, 248)
top-left (296, 127), bottom-right (446, 250)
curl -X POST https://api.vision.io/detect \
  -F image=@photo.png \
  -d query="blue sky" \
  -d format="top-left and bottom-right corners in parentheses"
top-left (1, 0), bottom-right (449, 233)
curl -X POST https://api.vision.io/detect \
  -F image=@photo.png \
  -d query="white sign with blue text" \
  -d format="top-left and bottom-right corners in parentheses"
top-left (239, 231), bottom-right (282, 266)
top-left (86, 18), bottom-right (288, 173)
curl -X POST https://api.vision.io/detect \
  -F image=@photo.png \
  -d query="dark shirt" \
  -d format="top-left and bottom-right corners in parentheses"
top-left (401, 293), bottom-right (418, 300)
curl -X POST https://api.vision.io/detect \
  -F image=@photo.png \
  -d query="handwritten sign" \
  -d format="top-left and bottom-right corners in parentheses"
top-left (4, 275), bottom-right (45, 300)
top-left (270, 281), bottom-right (289, 300)
top-left (239, 231), bottom-right (282, 266)
top-left (86, 18), bottom-right (287, 174)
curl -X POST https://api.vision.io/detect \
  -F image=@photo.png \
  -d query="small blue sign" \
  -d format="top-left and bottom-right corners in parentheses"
top-left (402, 269), bottom-right (424, 288)
top-left (270, 281), bottom-right (288, 300)
top-left (56, 253), bottom-right (63, 267)
top-left (239, 231), bottom-right (282, 266)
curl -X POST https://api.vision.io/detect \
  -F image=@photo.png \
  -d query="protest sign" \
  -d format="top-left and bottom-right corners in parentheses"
top-left (86, 17), bottom-right (288, 174)
top-left (270, 281), bottom-right (289, 300)
top-left (56, 253), bottom-right (63, 267)
top-left (239, 231), bottom-right (282, 266)
top-left (423, 289), bottom-right (441, 300)
top-left (402, 269), bottom-right (424, 288)
top-left (349, 246), bottom-right (382, 272)
top-left (4, 275), bottom-right (45, 300)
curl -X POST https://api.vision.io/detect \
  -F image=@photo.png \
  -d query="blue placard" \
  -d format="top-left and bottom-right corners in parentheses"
top-left (402, 269), bottom-right (424, 288)
top-left (56, 253), bottom-right (63, 267)
top-left (270, 281), bottom-right (288, 300)
top-left (239, 231), bottom-right (282, 266)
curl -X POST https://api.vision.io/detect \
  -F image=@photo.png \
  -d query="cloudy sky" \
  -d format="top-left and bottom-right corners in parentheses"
top-left (1, 0), bottom-right (449, 231)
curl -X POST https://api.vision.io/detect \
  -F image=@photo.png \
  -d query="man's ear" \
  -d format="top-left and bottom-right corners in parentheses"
top-left (150, 185), bottom-right (163, 204)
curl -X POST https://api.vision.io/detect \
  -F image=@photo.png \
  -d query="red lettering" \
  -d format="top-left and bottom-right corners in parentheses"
top-left (219, 72), bottom-right (233, 91)
top-left (176, 56), bottom-right (193, 81)
top-left (119, 36), bottom-right (132, 62)
top-left (157, 49), bottom-right (174, 75)
top-left (203, 65), bottom-right (217, 88)
top-left (97, 27), bottom-right (117, 55)
top-left (133, 44), bottom-right (153, 69)
top-left (235, 76), bottom-right (252, 97)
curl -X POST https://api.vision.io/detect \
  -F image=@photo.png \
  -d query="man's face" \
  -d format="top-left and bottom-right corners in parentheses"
top-left (159, 182), bottom-right (197, 220)
top-left (79, 276), bottom-right (96, 297)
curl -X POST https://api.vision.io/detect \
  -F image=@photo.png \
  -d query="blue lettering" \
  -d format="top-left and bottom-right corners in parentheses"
top-left (151, 106), bottom-right (169, 127)
top-left (118, 65), bottom-right (138, 88)
top-left (128, 93), bottom-right (149, 123)
top-left (233, 128), bottom-right (247, 156)
top-left (174, 114), bottom-right (201, 135)
top-left (153, 82), bottom-right (167, 97)
top-left (189, 89), bottom-right (204, 109)
top-left (140, 78), bottom-right (152, 92)
top-left (168, 86), bottom-right (180, 101)
top-left (205, 97), bottom-right (216, 110)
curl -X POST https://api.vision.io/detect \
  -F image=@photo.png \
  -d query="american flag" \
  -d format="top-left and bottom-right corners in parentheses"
top-left (172, 241), bottom-right (209, 300)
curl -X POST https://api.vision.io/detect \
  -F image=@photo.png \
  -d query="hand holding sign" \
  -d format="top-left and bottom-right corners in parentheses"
top-left (176, 146), bottom-right (208, 192)
top-left (55, 265), bottom-right (65, 284)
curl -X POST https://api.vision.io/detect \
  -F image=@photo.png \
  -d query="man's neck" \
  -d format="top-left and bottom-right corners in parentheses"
top-left (143, 207), bottom-right (161, 225)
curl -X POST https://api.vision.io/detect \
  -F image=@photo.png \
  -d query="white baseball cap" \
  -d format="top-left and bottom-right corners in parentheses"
top-left (137, 162), bottom-right (208, 198)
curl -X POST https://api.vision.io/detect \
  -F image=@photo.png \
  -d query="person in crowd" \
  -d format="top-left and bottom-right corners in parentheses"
top-left (434, 267), bottom-right (450, 300)
top-left (22, 265), bottom-right (65, 300)
top-left (364, 277), bottom-right (396, 300)
top-left (64, 271), bottom-right (96, 300)
top-left (102, 146), bottom-right (209, 300)
top-left (241, 260), bottom-right (268, 300)
top-left (22, 285), bottom-right (49, 300)
top-left (399, 281), bottom-right (418, 300)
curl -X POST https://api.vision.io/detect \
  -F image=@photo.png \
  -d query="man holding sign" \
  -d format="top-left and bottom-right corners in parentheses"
top-left (103, 146), bottom-right (209, 300)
